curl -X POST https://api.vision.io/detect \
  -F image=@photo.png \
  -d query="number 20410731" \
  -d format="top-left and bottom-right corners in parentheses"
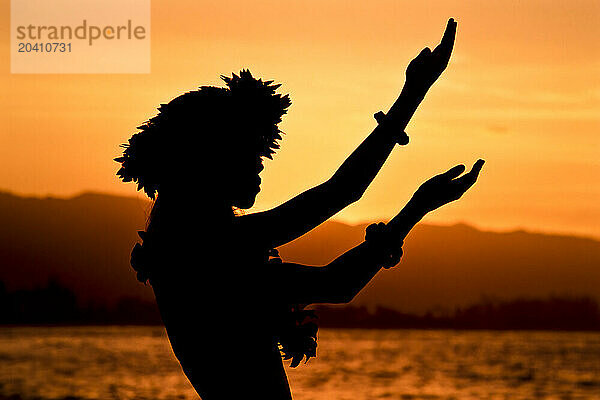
top-left (18, 42), bottom-right (72, 52)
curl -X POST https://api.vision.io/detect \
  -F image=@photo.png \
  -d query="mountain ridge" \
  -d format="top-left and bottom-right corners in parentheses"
top-left (1, 190), bottom-right (599, 313)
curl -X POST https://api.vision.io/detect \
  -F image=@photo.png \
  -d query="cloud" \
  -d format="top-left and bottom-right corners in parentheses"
top-left (487, 125), bottom-right (509, 134)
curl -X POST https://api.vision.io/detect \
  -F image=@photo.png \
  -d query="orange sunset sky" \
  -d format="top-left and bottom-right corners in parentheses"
top-left (1, 0), bottom-right (599, 238)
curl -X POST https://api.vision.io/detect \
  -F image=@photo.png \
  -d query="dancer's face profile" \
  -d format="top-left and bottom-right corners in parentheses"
top-left (229, 153), bottom-right (264, 209)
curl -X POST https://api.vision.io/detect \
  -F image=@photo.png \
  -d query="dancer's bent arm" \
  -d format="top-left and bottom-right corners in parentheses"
top-left (268, 159), bottom-right (483, 305)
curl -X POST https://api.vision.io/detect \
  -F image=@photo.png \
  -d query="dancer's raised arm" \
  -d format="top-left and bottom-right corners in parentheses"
top-left (267, 159), bottom-right (483, 306)
top-left (237, 19), bottom-right (458, 249)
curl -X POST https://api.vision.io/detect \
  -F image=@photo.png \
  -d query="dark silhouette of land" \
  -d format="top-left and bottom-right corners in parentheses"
top-left (315, 299), bottom-right (600, 331)
top-left (2, 279), bottom-right (599, 331)
top-left (1, 190), bottom-right (599, 315)
top-left (0, 279), bottom-right (161, 325)
top-left (280, 220), bottom-right (600, 314)
top-left (0, 191), bottom-right (150, 306)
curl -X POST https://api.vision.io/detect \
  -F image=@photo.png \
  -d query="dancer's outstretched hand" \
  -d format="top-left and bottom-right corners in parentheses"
top-left (405, 18), bottom-right (457, 94)
top-left (410, 159), bottom-right (484, 213)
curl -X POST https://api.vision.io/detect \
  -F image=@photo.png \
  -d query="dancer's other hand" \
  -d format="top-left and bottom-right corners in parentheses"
top-left (410, 159), bottom-right (484, 213)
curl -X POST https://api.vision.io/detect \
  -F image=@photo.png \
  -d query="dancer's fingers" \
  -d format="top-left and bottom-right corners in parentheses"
top-left (438, 164), bottom-right (466, 181)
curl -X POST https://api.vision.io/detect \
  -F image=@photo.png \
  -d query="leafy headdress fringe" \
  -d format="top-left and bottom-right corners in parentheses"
top-left (114, 69), bottom-right (291, 199)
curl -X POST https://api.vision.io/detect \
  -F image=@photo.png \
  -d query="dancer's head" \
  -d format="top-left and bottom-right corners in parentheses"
top-left (115, 69), bottom-right (291, 209)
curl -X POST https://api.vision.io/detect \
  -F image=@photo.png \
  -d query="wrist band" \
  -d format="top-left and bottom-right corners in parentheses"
top-left (365, 222), bottom-right (404, 269)
top-left (374, 111), bottom-right (410, 146)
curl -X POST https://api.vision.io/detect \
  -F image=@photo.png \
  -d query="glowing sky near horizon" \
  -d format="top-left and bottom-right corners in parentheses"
top-left (1, 0), bottom-right (599, 238)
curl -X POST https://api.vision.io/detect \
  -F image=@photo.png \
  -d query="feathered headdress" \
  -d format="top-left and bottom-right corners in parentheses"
top-left (114, 69), bottom-right (291, 199)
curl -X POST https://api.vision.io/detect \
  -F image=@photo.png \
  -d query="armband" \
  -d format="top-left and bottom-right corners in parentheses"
top-left (374, 111), bottom-right (409, 146)
top-left (365, 222), bottom-right (404, 269)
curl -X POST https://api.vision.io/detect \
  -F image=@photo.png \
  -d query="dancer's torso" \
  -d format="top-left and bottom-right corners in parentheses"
top-left (147, 226), bottom-right (292, 399)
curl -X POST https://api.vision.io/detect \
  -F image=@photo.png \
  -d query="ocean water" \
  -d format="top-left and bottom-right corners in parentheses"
top-left (0, 327), bottom-right (599, 400)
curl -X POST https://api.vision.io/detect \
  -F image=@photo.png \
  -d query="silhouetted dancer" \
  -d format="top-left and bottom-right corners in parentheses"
top-left (115, 18), bottom-right (484, 399)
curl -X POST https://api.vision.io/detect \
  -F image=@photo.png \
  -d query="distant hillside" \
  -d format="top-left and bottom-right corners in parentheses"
top-left (1, 190), bottom-right (599, 313)
top-left (0, 191), bottom-right (154, 305)
top-left (2, 281), bottom-right (599, 330)
top-left (278, 221), bottom-right (600, 313)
